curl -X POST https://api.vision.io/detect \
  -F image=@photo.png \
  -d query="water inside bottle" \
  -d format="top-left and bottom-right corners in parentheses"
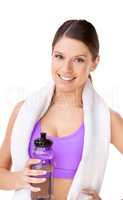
top-left (30, 132), bottom-right (54, 200)
top-left (31, 160), bottom-right (54, 200)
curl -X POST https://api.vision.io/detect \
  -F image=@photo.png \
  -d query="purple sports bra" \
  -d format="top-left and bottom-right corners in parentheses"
top-left (28, 120), bottom-right (85, 179)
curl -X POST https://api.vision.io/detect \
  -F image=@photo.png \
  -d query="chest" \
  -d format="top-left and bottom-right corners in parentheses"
top-left (39, 105), bottom-right (84, 137)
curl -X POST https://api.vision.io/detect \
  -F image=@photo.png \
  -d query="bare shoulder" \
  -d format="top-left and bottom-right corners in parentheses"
top-left (110, 108), bottom-right (123, 154)
top-left (10, 100), bottom-right (25, 122)
top-left (5, 100), bottom-right (25, 140)
top-left (110, 108), bottom-right (123, 122)
top-left (0, 100), bottom-right (25, 169)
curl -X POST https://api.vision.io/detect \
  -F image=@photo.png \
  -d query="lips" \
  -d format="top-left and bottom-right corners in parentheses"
top-left (57, 73), bottom-right (76, 80)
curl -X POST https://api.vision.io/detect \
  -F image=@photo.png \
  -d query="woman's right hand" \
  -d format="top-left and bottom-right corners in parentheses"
top-left (17, 159), bottom-right (47, 192)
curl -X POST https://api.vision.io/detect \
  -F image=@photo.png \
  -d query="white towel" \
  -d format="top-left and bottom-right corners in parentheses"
top-left (10, 78), bottom-right (111, 200)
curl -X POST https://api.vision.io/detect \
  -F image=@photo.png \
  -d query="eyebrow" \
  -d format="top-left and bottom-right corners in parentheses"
top-left (53, 51), bottom-right (87, 58)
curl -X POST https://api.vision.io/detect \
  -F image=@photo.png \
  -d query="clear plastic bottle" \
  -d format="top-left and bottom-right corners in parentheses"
top-left (31, 132), bottom-right (54, 200)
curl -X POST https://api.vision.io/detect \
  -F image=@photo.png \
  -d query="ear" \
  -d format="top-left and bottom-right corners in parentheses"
top-left (90, 55), bottom-right (100, 71)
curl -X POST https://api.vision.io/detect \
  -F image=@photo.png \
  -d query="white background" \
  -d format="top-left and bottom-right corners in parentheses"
top-left (0, 0), bottom-right (123, 199)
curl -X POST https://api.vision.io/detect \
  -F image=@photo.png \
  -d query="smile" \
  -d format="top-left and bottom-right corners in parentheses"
top-left (57, 74), bottom-right (76, 81)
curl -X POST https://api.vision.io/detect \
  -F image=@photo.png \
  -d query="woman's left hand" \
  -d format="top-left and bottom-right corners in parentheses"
top-left (82, 188), bottom-right (102, 200)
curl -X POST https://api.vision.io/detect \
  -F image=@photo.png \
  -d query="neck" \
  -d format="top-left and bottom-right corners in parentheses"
top-left (51, 86), bottom-right (84, 108)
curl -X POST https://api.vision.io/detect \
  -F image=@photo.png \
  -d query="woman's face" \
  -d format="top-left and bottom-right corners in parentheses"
top-left (51, 37), bottom-right (99, 92)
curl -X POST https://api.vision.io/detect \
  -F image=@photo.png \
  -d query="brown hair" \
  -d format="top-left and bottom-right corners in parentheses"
top-left (52, 19), bottom-right (99, 82)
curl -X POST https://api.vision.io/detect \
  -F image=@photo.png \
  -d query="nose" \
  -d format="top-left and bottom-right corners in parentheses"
top-left (62, 60), bottom-right (73, 72)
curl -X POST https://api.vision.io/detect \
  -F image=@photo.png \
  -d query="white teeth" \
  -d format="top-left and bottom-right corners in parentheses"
top-left (59, 75), bottom-right (75, 81)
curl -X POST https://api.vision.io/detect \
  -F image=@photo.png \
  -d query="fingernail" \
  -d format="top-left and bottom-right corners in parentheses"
top-left (36, 187), bottom-right (41, 191)
top-left (42, 178), bottom-right (46, 181)
top-left (42, 171), bottom-right (47, 175)
top-left (36, 159), bottom-right (40, 163)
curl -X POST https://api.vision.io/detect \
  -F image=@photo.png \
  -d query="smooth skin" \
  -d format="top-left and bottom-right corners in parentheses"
top-left (0, 37), bottom-right (123, 199)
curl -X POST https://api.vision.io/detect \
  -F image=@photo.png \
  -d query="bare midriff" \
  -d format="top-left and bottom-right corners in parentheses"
top-left (53, 178), bottom-right (72, 200)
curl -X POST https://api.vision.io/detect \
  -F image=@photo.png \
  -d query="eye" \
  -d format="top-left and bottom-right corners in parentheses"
top-left (76, 58), bottom-right (84, 63)
top-left (54, 54), bottom-right (64, 59)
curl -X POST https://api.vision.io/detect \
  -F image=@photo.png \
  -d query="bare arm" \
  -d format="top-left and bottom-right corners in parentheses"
top-left (110, 108), bottom-right (123, 154)
top-left (0, 101), bottom-right (25, 190)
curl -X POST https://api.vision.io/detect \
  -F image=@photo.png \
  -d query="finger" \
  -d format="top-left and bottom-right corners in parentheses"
top-left (25, 159), bottom-right (40, 168)
top-left (82, 188), bottom-right (95, 194)
top-left (82, 189), bottom-right (101, 200)
top-left (26, 183), bottom-right (42, 192)
top-left (24, 169), bottom-right (47, 177)
top-left (25, 176), bottom-right (46, 184)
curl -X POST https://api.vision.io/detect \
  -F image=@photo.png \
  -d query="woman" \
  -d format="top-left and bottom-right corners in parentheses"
top-left (0, 19), bottom-right (123, 200)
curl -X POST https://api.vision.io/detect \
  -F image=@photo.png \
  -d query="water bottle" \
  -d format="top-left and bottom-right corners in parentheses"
top-left (31, 132), bottom-right (54, 200)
